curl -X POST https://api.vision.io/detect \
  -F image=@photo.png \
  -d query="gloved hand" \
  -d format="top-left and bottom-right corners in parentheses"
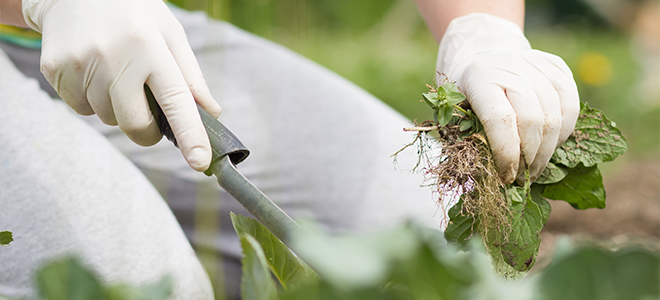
top-left (22, 0), bottom-right (223, 171)
top-left (436, 13), bottom-right (579, 184)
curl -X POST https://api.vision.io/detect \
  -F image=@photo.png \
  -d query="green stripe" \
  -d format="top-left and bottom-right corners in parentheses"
top-left (0, 34), bottom-right (42, 49)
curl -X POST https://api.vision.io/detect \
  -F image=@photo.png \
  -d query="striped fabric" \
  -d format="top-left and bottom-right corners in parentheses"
top-left (0, 25), bottom-right (41, 49)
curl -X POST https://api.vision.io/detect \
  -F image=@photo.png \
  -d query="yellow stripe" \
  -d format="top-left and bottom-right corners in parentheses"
top-left (0, 24), bottom-right (42, 49)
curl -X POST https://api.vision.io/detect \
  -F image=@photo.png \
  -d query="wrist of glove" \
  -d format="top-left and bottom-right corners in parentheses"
top-left (22, 0), bottom-right (222, 172)
top-left (436, 13), bottom-right (580, 184)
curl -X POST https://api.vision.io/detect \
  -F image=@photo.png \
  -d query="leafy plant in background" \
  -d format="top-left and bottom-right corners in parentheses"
top-left (397, 80), bottom-right (628, 277)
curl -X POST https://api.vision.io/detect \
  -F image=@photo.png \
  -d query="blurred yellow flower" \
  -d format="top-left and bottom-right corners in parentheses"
top-left (578, 52), bottom-right (613, 87)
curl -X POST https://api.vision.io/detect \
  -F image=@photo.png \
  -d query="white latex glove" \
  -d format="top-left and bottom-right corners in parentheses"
top-left (436, 13), bottom-right (579, 184)
top-left (22, 0), bottom-right (223, 171)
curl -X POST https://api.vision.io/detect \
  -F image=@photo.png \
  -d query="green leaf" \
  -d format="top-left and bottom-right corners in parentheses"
top-left (37, 257), bottom-right (109, 300)
top-left (291, 224), bottom-right (419, 289)
top-left (279, 279), bottom-right (394, 300)
top-left (422, 93), bottom-right (439, 109)
top-left (472, 116), bottom-right (483, 133)
top-left (530, 185), bottom-right (551, 226)
top-left (282, 225), bottom-right (479, 300)
top-left (441, 82), bottom-right (459, 94)
top-left (437, 85), bottom-right (447, 99)
top-left (552, 102), bottom-right (628, 168)
top-left (133, 277), bottom-right (173, 300)
top-left (106, 276), bottom-right (173, 300)
top-left (539, 246), bottom-right (660, 300)
top-left (0, 231), bottom-right (13, 246)
top-left (390, 243), bottom-right (472, 300)
top-left (231, 213), bottom-right (317, 290)
top-left (240, 235), bottom-right (278, 300)
top-left (35, 256), bottom-right (173, 300)
top-left (436, 104), bottom-right (454, 127)
top-left (541, 164), bottom-right (606, 209)
top-left (496, 186), bottom-right (543, 272)
top-left (447, 186), bottom-right (544, 273)
top-left (459, 120), bottom-right (473, 132)
top-left (444, 196), bottom-right (476, 248)
top-left (446, 92), bottom-right (466, 106)
top-left (535, 162), bottom-right (569, 184)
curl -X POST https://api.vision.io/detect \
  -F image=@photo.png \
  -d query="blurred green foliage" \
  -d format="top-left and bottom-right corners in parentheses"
top-left (34, 257), bottom-right (172, 300)
top-left (171, 0), bottom-right (658, 159)
top-left (233, 213), bottom-right (659, 300)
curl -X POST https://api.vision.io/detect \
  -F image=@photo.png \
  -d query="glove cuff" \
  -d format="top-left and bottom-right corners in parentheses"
top-left (436, 13), bottom-right (531, 84)
top-left (22, 0), bottom-right (51, 33)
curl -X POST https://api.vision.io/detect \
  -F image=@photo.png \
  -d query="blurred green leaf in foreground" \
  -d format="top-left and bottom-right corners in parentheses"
top-left (33, 258), bottom-right (172, 300)
top-left (232, 214), bottom-right (659, 300)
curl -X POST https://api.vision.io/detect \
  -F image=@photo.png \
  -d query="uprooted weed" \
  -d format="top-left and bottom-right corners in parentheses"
top-left (394, 95), bottom-right (511, 243)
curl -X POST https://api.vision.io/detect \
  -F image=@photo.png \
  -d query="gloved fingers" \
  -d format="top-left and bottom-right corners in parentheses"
top-left (33, 0), bottom-right (217, 173)
top-left (145, 52), bottom-right (212, 172)
top-left (85, 57), bottom-right (118, 126)
top-left (40, 50), bottom-right (95, 116)
top-left (162, 14), bottom-right (222, 119)
top-left (109, 70), bottom-right (163, 147)
top-left (530, 51), bottom-right (580, 147)
top-left (501, 80), bottom-right (545, 176)
top-left (517, 53), bottom-right (564, 182)
top-left (462, 78), bottom-right (520, 184)
top-left (526, 98), bottom-right (561, 182)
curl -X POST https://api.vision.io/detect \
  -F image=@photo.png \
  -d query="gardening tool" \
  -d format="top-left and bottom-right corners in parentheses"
top-left (145, 85), bottom-right (299, 245)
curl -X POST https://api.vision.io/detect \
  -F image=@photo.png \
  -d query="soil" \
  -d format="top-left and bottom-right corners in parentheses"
top-left (533, 158), bottom-right (660, 271)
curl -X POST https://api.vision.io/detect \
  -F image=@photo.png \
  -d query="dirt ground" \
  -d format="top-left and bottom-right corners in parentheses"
top-left (533, 158), bottom-right (660, 271)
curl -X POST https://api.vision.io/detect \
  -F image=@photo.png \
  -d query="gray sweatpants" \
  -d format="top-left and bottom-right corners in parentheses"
top-left (0, 6), bottom-right (439, 299)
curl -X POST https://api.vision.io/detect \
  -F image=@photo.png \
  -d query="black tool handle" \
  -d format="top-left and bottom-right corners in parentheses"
top-left (145, 85), bottom-right (250, 169)
top-left (145, 85), bottom-right (300, 246)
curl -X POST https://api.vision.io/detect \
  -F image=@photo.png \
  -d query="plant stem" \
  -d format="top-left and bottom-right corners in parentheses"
top-left (453, 104), bottom-right (469, 116)
top-left (403, 125), bottom-right (439, 132)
